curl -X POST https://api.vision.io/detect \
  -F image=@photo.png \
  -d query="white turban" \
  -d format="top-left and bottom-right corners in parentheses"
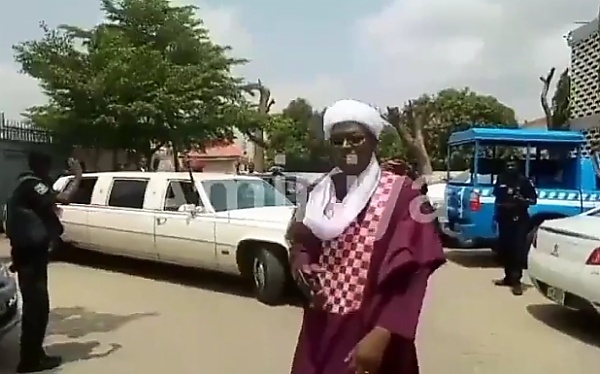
top-left (322, 99), bottom-right (389, 140)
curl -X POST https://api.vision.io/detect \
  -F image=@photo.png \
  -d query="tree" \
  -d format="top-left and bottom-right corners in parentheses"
top-left (14, 0), bottom-right (252, 168)
top-left (255, 98), bottom-right (331, 172)
top-left (540, 67), bottom-right (570, 130)
top-left (377, 126), bottom-right (406, 161)
top-left (384, 88), bottom-right (517, 174)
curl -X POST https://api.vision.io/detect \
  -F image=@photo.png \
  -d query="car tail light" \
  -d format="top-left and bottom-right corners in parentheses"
top-left (586, 247), bottom-right (600, 265)
top-left (469, 191), bottom-right (481, 211)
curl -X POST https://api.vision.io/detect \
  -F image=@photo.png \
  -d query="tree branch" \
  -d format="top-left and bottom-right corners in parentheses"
top-left (540, 67), bottom-right (555, 129)
top-left (241, 79), bottom-right (273, 149)
top-left (243, 129), bottom-right (269, 148)
top-left (386, 106), bottom-right (414, 143)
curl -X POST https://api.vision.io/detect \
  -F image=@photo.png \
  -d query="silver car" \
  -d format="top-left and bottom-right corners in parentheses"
top-left (0, 262), bottom-right (20, 339)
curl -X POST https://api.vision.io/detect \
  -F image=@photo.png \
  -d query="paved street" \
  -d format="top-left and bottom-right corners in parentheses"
top-left (0, 239), bottom-right (599, 373)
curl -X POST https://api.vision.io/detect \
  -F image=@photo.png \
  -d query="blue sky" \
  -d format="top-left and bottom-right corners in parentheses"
top-left (0, 0), bottom-right (597, 121)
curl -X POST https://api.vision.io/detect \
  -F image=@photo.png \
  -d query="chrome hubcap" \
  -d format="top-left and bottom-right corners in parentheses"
top-left (253, 258), bottom-right (265, 290)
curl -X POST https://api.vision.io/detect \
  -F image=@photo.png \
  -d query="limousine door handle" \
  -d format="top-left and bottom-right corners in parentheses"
top-left (156, 217), bottom-right (167, 225)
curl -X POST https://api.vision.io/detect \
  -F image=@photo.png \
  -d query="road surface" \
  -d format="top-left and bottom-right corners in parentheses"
top-left (0, 240), bottom-right (599, 373)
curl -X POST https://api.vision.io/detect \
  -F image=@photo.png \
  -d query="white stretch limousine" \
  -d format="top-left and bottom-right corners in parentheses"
top-left (53, 172), bottom-right (295, 304)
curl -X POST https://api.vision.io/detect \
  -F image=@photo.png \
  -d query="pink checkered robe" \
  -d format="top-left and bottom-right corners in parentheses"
top-left (290, 172), bottom-right (445, 374)
top-left (318, 171), bottom-right (397, 315)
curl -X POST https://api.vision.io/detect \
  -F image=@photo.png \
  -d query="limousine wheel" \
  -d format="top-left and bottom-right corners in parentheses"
top-left (252, 248), bottom-right (286, 305)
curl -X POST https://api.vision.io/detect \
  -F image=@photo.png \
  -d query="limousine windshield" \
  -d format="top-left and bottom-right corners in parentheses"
top-left (202, 178), bottom-right (293, 212)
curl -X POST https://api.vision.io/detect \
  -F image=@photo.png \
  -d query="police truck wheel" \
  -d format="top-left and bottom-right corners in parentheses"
top-left (252, 247), bottom-right (287, 305)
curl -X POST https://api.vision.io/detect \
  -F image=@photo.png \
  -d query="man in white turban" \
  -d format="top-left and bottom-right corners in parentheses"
top-left (287, 99), bottom-right (445, 374)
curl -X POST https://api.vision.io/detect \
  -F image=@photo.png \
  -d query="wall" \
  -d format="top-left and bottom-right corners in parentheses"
top-left (72, 147), bottom-right (132, 171)
top-left (568, 18), bottom-right (600, 156)
top-left (0, 141), bottom-right (70, 203)
top-left (199, 159), bottom-right (237, 173)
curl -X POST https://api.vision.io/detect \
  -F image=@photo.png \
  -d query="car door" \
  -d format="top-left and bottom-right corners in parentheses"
top-left (88, 178), bottom-right (157, 259)
top-left (58, 176), bottom-right (98, 246)
top-left (153, 180), bottom-right (217, 269)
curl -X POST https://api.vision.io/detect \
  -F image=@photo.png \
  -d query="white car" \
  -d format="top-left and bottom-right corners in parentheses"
top-left (427, 182), bottom-right (446, 212)
top-left (53, 171), bottom-right (295, 305)
top-left (528, 207), bottom-right (600, 314)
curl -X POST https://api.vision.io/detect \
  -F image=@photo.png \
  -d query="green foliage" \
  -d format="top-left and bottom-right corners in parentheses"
top-left (13, 0), bottom-right (253, 158)
top-left (428, 88), bottom-right (516, 169)
top-left (264, 90), bottom-right (516, 172)
top-left (384, 88), bottom-right (517, 170)
top-left (377, 127), bottom-right (406, 161)
top-left (264, 98), bottom-right (331, 172)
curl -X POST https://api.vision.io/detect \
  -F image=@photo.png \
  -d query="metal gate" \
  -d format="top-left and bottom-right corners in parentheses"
top-left (0, 114), bottom-right (72, 204)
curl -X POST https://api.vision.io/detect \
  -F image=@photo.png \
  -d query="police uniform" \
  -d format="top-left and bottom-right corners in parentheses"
top-left (492, 168), bottom-right (537, 294)
top-left (5, 171), bottom-right (63, 372)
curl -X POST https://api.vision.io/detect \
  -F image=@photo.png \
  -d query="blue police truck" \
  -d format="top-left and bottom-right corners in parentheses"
top-left (441, 128), bottom-right (600, 250)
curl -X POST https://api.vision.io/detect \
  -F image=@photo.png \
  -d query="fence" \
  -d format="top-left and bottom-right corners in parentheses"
top-left (0, 112), bottom-right (55, 144)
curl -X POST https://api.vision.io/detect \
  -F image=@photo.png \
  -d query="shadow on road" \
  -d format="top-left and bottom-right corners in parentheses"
top-left (445, 249), bottom-right (500, 269)
top-left (526, 303), bottom-right (600, 348)
top-left (46, 306), bottom-right (156, 365)
top-left (46, 341), bottom-right (123, 366)
top-left (55, 248), bottom-right (256, 299)
top-left (0, 306), bottom-right (154, 371)
top-left (48, 306), bottom-right (158, 339)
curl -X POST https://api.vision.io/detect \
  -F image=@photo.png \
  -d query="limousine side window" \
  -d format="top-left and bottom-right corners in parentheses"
top-left (163, 181), bottom-right (202, 211)
top-left (62, 177), bottom-right (98, 205)
top-left (108, 179), bottom-right (148, 209)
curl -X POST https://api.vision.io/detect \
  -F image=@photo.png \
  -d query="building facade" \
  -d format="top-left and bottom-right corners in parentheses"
top-left (568, 18), bottom-right (600, 156)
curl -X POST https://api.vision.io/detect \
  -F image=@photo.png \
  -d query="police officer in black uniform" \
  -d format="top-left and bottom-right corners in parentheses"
top-left (5, 152), bottom-right (82, 372)
top-left (492, 156), bottom-right (537, 296)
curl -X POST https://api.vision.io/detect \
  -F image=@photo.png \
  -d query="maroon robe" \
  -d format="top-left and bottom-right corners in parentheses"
top-left (288, 172), bottom-right (445, 374)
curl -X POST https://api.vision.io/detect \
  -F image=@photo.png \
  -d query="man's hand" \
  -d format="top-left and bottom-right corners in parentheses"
top-left (56, 158), bottom-right (82, 204)
top-left (345, 327), bottom-right (391, 373)
top-left (68, 158), bottom-right (83, 177)
top-left (294, 264), bottom-right (326, 309)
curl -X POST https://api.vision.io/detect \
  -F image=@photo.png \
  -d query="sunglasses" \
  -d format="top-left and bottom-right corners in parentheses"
top-left (329, 134), bottom-right (367, 147)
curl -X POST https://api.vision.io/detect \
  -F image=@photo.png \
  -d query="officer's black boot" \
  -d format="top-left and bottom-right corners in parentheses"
top-left (16, 357), bottom-right (62, 373)
top-left (16, 355), bottom-right (62, 373)
top-left (511, 283), bottom-right (524, 296)
top-left (493, 278), bottom-right (510, 287)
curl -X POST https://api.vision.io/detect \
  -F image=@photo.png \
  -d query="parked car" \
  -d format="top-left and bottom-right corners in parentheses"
top-left (528, 207), bottom-right (600, 314)
top-left (53, 171), bottom-right (295, 305)
top-left (0, 262), bottom-right (20, 339)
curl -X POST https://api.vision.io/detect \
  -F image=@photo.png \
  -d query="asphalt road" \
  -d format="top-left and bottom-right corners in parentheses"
top-left (0, 240), bottom-right (599, 373)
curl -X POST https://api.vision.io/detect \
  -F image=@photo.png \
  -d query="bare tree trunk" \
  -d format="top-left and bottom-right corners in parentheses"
top-left (252, 132), bottom-right (265, 173)
top-left (540, 67), bottom-right (555, 129)
top-left (172, 145), bottom-right (179, 172)
top-left (386, 104), bottom-right (434, 175)
top-left (90, 148), bottom-right (99, 172)
top-left (112, 148), bottom-right (119, 170)
top-left (241, 80), bottom-right (275, 173)
top-left (413, 143), bottom-right (433, 174)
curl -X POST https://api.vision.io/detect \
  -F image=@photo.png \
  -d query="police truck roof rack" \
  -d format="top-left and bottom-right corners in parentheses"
top-left (448, 128), bottom-right (585, 146)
